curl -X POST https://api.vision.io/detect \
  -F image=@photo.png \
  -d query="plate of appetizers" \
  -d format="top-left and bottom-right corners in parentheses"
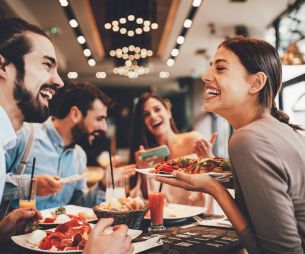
top-left (39, 205), bottom-right (97, 225)
top-left (11, 221), bottom-right (142, 253)
top-left (136, 157), bottom-right (232, 180)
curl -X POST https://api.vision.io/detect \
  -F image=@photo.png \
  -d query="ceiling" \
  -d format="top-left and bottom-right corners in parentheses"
top-left (0, 0), bottom-right (291, 88)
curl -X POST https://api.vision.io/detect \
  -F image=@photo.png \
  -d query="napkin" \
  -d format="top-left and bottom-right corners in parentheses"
top-left (133, 236), bottom-right (163, 254)
top-left (197, 218), bottom-right (232, 228)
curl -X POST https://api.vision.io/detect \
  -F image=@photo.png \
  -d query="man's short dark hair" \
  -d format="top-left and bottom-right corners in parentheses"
top-left (50, 81), bottom-right (112, 119)
top-left (0, 17), bottom-right (50, 80)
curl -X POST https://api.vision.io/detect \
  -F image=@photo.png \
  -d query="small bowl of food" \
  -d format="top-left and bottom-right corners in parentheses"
top-left (93, 197), bottom-right (148, 229)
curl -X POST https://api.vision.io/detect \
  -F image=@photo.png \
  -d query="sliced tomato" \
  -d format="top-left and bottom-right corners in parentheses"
top-left (39, 238), bottom-right (52, 250)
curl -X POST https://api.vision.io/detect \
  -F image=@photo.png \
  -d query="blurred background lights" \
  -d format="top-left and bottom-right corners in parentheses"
top-left (96, 72), bottom-right (107, 79)
top-left (167, 58), bottom-right (175, 66)
top-left (184, 19), bottom-right (192, 28)
top-left (59, 0), bottom-right (68, 7)
top-left (83, 48), bottom-right (91, 57)
top-left (77, 35), bottom-right (86, 44)
top-left (88, 59), bottom-right (96, 66)
top-left (67, 72), bottom-right (78, 79)
top-left (159, 71), bottom-right (170, 78)
top-left (69, 19), bottom-right (78, 28)
top-left (177, 36), bottom-right (185, 44)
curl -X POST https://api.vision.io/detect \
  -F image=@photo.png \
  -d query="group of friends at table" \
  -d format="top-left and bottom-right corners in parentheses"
top-left (0, 17), bottom-right (304, 254)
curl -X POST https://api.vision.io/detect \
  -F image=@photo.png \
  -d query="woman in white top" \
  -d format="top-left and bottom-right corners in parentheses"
top-left (129, 92), bottom-right (217, 206)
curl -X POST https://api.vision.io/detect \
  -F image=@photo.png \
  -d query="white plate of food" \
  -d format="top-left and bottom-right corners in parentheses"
top-left (145, 203), bottom-right (205, 220)
top-left (39, 205), bottom-right (97, 225)
top-left (11, 223), bottom-right (142, 253)
top-left (136, 167), bottom-right (232, 179)
top-left (135, 168), bottom-right (175, 178)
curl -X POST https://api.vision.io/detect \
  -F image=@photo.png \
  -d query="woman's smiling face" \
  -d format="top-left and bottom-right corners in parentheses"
top-left (201, 46), bottom-right (253, 119)
top-left (142, 97), bottom-right (172, 137)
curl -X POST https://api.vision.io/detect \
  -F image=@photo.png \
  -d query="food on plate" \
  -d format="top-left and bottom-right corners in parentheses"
top-left (96, 197), bottom-right (146, 212)
top-left (41, 206), bottom-right (92, 224)
top-left (35, 219), bottom-right (91, 251)
top-left (54, 214), bottom-right (71, 224)
top-left (27, 229), bottom-right (47, 245)
top-left (151, 156), bottom-right (231, 175)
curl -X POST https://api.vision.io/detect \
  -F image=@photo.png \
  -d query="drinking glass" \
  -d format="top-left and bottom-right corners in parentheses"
top-left (105, 166), bottom-right (126, 201)
top-left (147, 176), bottom-right (166, 232)
top-left (17, 177), bottom-right (37, 209)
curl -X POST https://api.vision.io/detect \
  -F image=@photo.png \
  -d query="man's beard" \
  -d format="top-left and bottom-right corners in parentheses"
top-left (13, 79), bottom-right (49, 123)
top-left (71, 121), bottom-right (104, 147)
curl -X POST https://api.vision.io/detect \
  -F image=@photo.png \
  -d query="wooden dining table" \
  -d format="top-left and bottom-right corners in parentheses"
top-left (0, 214), bottom-right (244, 254)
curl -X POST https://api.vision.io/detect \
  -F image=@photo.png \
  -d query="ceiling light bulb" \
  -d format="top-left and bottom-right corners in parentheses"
top-left (119, 18), bottom-right (127, 24)
top-left (128, 55), bottom-right (135, 60)
top-left (192, 0), bottom-right (202, 7)
top-left (127, 30), bottom-right (135, 37)
top-left (135, 28), bottom-right (143, 34)
top-left (143, 26), bottom-right (150, 32)
top-left (184, 19), bottom-right (192, 28)
top-left (113, 68), bottom-right (118, 74)
top-left (177, 36), bottom-right (185, 44)
top-left (88, 59), bottom-right (96, 66)
top-left (135, 47), bottom-right (141, 53)
top-left (128, 15), bottom-right (135, 21)
top-left (136, 18), bottom-right (143, 24)
top-left (125, 60), bottom-right (132, 66)
top-left (120, 28), bottom-right (127, 34)
top-left (59, 0), bottom-right (69, 7)
top-left (129, 45), bottom-right (135, 51)
top-left (67, 72), bottom-right (78, 79)
top-left (112, 26), bottom-right (119, 32)
top-left (159, 71), bottom-right (170, 78)
top-left (96, 72), bottom-right (106, 79)
top-left (167, 58), bottom-right (175, 66)
top-left (171, 48), bottom-right (179, 57)
top-left (109, 50), bottom-right (116, 57)
top-left (134, 53), bottom-right (140, 59)
top-left (143, 20), bottom-right (151, 26)
top-left (83, 48), bottom-right (91, 57)
top-left (122, 47), bottom-right (128, 53)
top-left (77, 36), bottom-right (86, 44)
top-left (104, 23), bottom-right (111, 29)
top-left (69, 19), bottom-right (78, 28)
top-left (112, 20), bottom-right (119, 26)
top-left (151, 23), bottom-right (158, 29)
top-left (147, 50), bottom-right (153, 57)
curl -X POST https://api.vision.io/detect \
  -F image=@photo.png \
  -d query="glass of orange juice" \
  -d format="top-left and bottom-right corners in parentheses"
top-left (17, 178), bottom-right (37, 209)
top-left (147, 176), bottom-right (166, 232)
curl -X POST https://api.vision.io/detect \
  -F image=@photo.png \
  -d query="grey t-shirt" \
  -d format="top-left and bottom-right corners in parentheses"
top-left (229, 117), bottom-right (305, 254)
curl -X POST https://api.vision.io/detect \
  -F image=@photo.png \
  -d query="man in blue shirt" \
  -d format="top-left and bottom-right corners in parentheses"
top-left (0, 18), bottom-right (133, 253)
top-left (6, 81), bottom-right (111, 209)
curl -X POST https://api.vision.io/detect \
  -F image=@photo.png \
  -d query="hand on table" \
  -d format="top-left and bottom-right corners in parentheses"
top-left (0, 208), bottom-right (42, 244)
top-left (83, 218), bottom-right (133, 254)
top-left (36, 175), bottom-right (62, 196)
top-left (193, 132), bottom-right (218, 158)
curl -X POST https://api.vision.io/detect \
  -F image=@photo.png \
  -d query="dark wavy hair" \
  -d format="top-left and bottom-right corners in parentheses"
top-left (0, 18), bottom-right (49, 81)
top-left (128, 92), bottom-right (179, 163)
top-left (220, 36), bottom-right (303, 131)
top-left (50, 81), bottom-right (112, 119)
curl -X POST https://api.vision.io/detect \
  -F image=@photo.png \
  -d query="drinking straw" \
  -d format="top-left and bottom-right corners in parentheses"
top-left (108, 148), bottom-right (115, 190)
top-left (28, 157), bottom-right (36, 201)
top-left (158, 156), bottom-right (168, 192)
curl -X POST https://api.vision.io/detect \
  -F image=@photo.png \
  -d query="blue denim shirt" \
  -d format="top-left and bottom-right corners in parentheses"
top-left (5, 117), bottom-right (105, 210)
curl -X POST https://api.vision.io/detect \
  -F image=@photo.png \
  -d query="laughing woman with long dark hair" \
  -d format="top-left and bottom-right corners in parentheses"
top-left (158, 36), bottom-right (305, 253)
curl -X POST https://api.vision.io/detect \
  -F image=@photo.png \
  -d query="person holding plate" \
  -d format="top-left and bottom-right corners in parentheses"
top-left (129, 92), bottom-right (217, 206)
top-left (158, 36), bottom-right (305, 253)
